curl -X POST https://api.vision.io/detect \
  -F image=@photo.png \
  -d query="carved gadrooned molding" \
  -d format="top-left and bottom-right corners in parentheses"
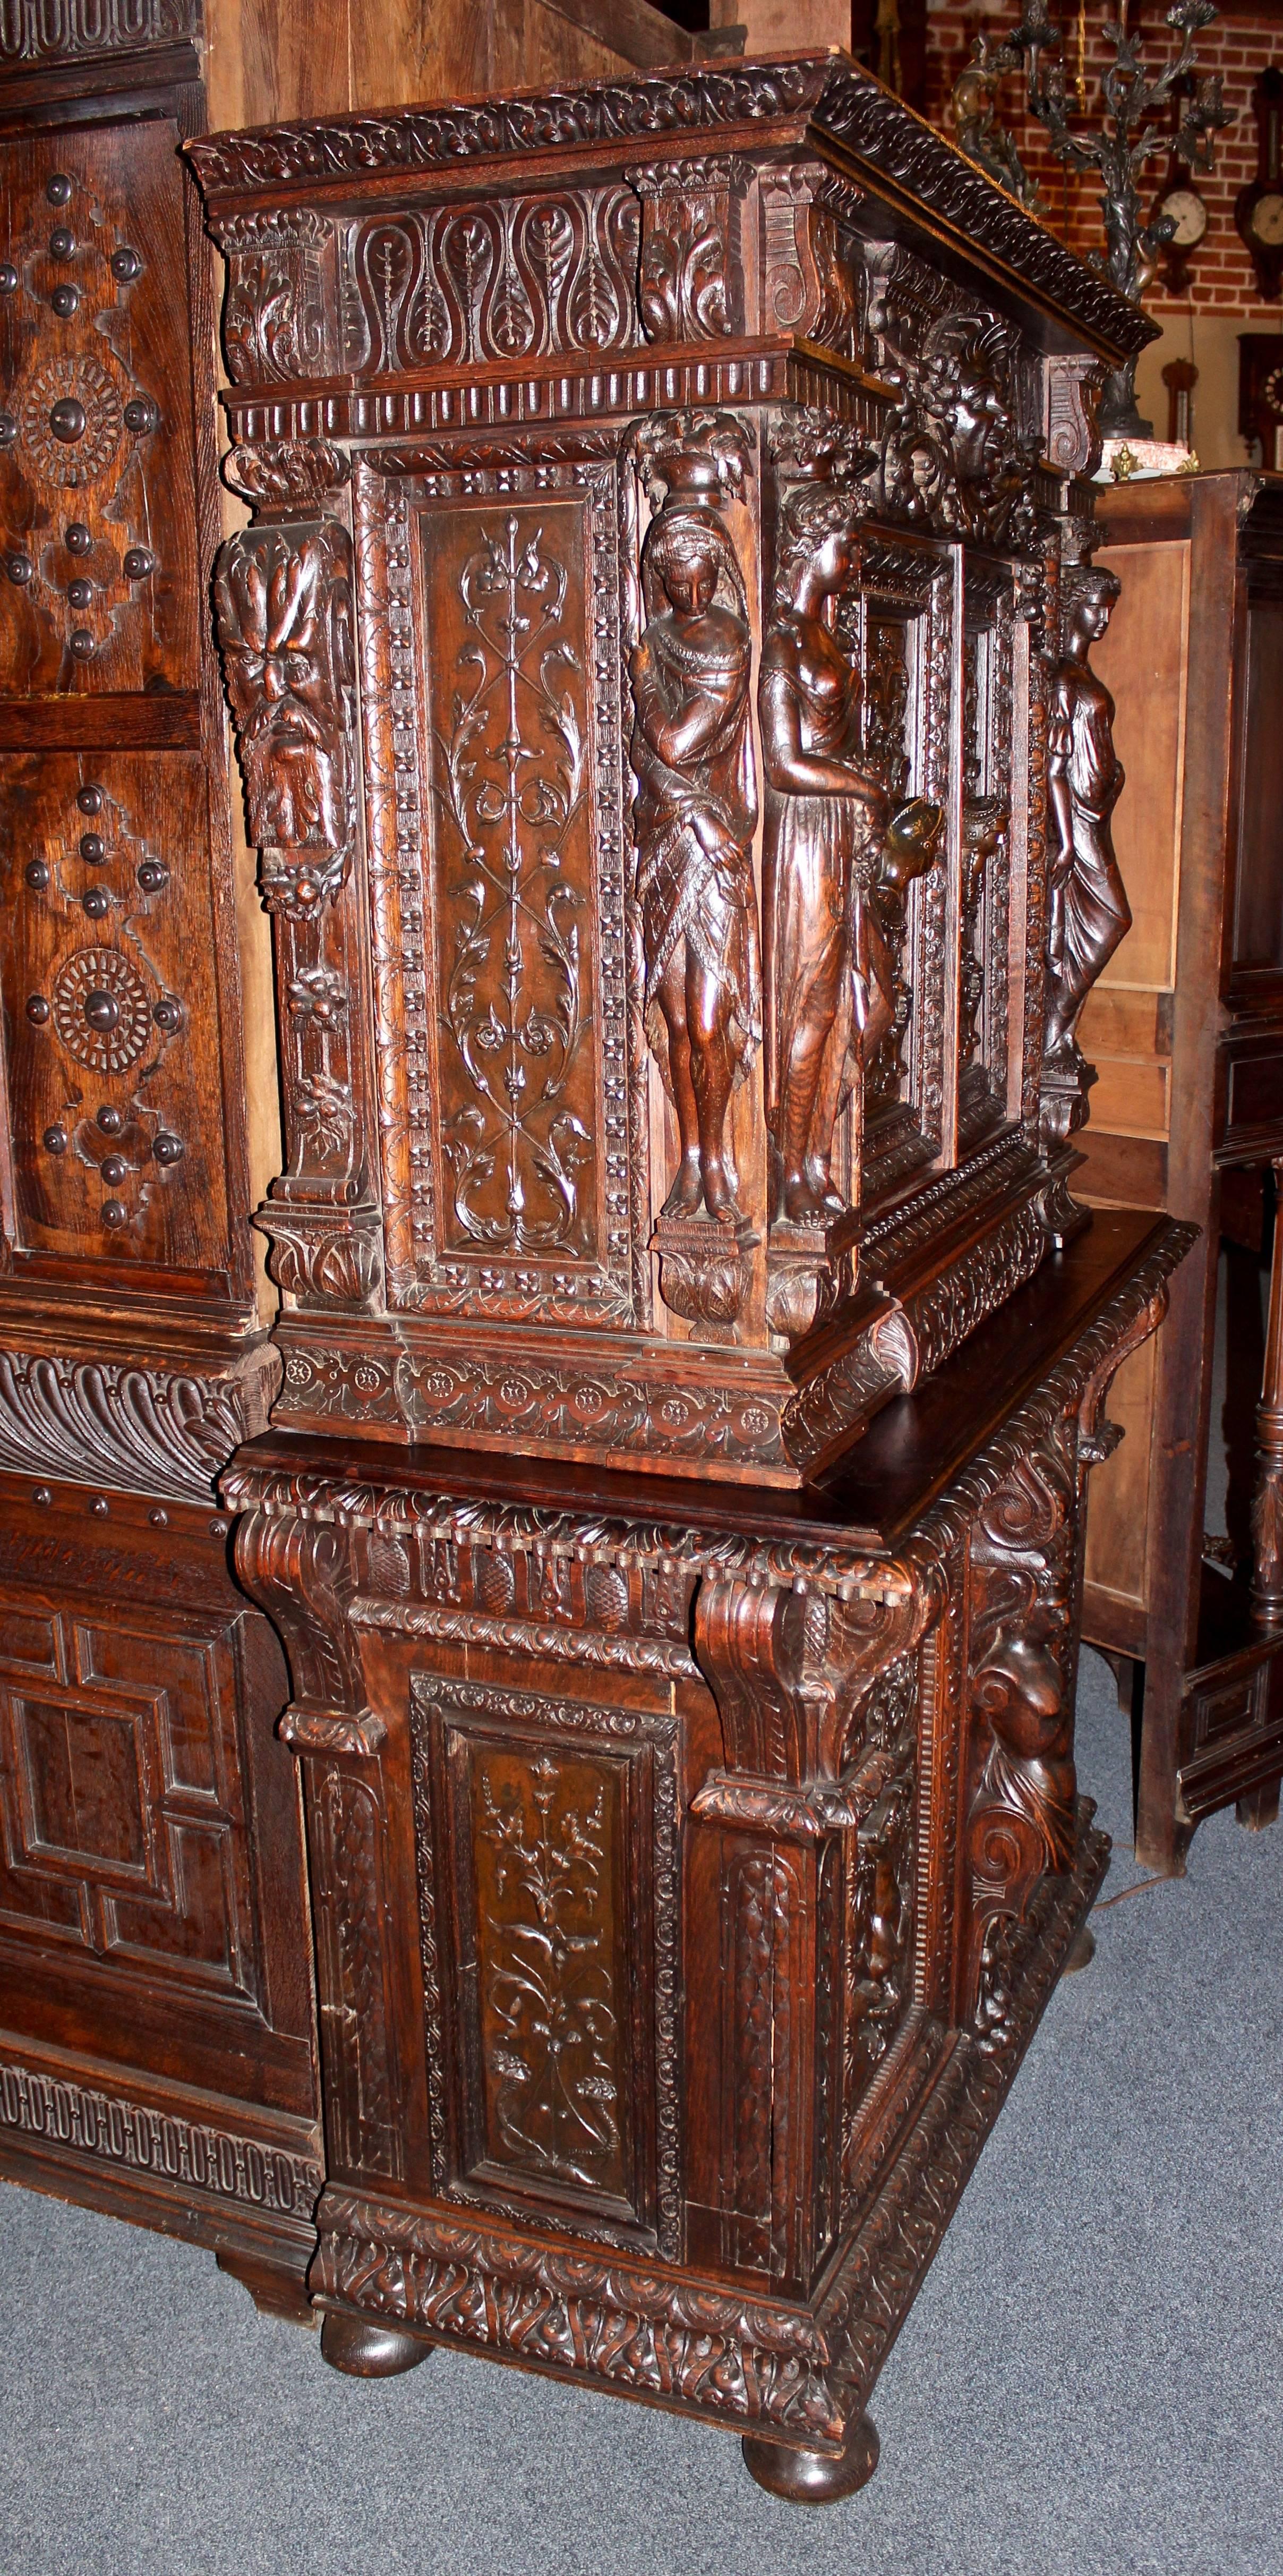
top-left (0, 1346), bottom-right (277, 1502)
top-left (187, 57), bottom-right (1150, 365)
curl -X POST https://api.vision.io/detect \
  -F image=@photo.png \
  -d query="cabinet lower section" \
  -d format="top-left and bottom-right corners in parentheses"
top-left (224, 1209), bottom-right (1192, 2491)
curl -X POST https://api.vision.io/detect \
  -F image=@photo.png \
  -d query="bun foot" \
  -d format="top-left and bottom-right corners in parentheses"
top-left (742, 2412), bottom-right (879, 2504)
top-left (320, 2308), bottom-right (433, 2377)
top-left (1061, 1923), bottom-right (1096, 1976)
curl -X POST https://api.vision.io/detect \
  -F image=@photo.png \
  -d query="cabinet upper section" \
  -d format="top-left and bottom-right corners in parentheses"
top-left (189, 51), bottom-right (1154, 413)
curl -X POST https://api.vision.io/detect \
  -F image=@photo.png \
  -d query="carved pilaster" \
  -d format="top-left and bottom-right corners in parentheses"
top-left (215, 444), bottom-right (383, 1321)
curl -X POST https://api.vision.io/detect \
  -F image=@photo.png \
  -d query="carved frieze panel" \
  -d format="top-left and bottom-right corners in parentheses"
top-left (411, 1676), bottom-right (680, 2253)
top-left (0, 752), bottom-right (233, 1279)
top-left (863, 243), bottom-right (1042, 550)
top-left (0, 123), bottom-right (200, 694)
top-left (0, 1603), bottom-right (262, 2009)
top-left (629, 157), bottom-right (747, 345)
top-left (355, 449), bottom-right (638, 1327)
top-left (338, 191), bottom-right (642, 375)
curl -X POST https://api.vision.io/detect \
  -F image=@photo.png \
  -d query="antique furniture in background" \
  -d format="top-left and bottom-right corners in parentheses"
top-left (1077, 470), bottom-right (1283, 1875)
top-left (0, 7), bottom-right (321, 2321)
top-left (192, 54), bottom-right (1190, 2499)
top-left (1239, 332), bottom-right (1283, 467)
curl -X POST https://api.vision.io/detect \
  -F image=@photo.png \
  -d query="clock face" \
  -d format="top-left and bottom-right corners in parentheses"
top-left (1251, 191), bottom-right (1283, 247)
top-left (1161, 188), bottom-right (1207, 248)
top-left (1265, 364), bottom-right (1283, 417)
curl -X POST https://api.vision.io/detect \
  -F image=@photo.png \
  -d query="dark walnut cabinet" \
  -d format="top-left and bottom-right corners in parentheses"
top-left (0, 8), bottom-right (321, 2319)
top-left (190, 54), bottom-right (1192, 2500)
top-left (1077, 472), bottom-right (1283, 1876)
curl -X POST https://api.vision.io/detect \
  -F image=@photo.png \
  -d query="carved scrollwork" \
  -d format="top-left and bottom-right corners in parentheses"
top-left (213, 516), bottom-right (357, 919)
top-left (758, 165), bottom-right (861, 354)
top-left (866, 248), bottom-right (1041, 547)
top-left (234, 1508), bottom-right (380, 1755)
top-left (217, 210), bottom-right (335, 387)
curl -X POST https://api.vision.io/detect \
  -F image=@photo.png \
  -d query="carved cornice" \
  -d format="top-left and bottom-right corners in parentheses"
top-left (0, 1345), bottom-right (276, 1502)
top-left (188, 57), bottom-right (1150, 365)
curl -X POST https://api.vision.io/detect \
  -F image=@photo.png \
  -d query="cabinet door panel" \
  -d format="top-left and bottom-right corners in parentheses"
top-left (0, 119), bottom-right (200, 700)
top-left (0, 750), bottom-right (232, 1280)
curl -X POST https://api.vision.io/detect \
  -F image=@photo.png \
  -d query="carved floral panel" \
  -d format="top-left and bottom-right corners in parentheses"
top-left (356, 456), bottom-right (637, 1327)
top-left (412, 1678), bottom-right (679, 2248)
top-left (339, 191), bottom-right (641, 374)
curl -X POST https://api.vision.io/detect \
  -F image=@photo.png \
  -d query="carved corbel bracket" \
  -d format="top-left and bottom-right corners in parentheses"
top-left (1043, 354), bottom-right (1106, 481)
top-left (758, 163), bottom-right (862, 353)
top-left (212, 208), bottom-right (341, 388)
top-left (627, 156), bottom-right (749, 343)
top-left (234, 1508), bottom-right (386, 1757)
top-left (692, 1561), bottom-right (929, 1789)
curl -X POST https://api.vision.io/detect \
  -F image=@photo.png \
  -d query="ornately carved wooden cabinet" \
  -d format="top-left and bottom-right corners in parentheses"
top-left (190, 57), bottom-right (1192, 2497)
top-left (0, 9), bottom-right (321, 2317)
top-left (1078, 473), bottom-right (1283, 1875)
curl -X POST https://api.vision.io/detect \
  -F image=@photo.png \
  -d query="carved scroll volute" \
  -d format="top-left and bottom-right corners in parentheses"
top-left (1043, 355), bottom-right (1106, 480)
top-left (234, 1506), bottom-right (385, 1757)
top-left (692, 1563), bottom-right (929, 1792)
top-left (627, 158), bottom-right (748, 344)
top-left (757, 164), bottom-right (860, 354)
top-left (215, 443), bottom-right (382, 1315)
top-left (1039, 558), bottom-right (1132, 1149)
top-left (629, 411), bottom-right (764, 1335)
top-left (964, 1443), bottom-right (1079, 2023)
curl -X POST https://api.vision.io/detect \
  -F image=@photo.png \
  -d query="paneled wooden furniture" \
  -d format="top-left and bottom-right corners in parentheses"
top-left (192, 56), bottom-right (1190, 2498)
top-left (0, 7), bottom-right (321, 2319)
top-left (1077, 472), bottom-right (1283, 1877)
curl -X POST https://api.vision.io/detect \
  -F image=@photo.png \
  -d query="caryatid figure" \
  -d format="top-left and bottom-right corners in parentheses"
top-left (1045, 563), bottom-right (1131, 1059)
top-left (760, 483), bottom-right (940, 1227)
top-left (629, 506), bottom-right (760, 1226)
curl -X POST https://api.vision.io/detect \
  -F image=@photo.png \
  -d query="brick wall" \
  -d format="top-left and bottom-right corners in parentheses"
top-left (922, 1), bottom-right (1283, 324)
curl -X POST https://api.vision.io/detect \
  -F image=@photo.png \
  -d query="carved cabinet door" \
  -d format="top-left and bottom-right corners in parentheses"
top-left (0, 95), bottom-right (253, 1324)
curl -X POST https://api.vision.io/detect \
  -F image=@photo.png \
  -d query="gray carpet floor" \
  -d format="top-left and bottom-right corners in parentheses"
top-left (1, 1644), bottom-right (1280, 2576)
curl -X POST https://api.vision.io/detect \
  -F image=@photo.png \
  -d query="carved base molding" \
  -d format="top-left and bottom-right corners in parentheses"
top-left (311, 1815), bottom-right (1106, 2455)
top-left (0, 2043), bottom-right (323, 2257)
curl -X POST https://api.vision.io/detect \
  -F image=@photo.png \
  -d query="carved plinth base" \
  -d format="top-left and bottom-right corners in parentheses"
top-left (765, 1219), bottom-right (845, 1347)
top-left (320, 2308), bottom-right (434, 2377)
top-left (1039, 1045), bottom-right (1097, 1148)
top-left (742, 2413), bottom-right (879, 2505)
top-left (653, 1212), bottom-right (757, 1335)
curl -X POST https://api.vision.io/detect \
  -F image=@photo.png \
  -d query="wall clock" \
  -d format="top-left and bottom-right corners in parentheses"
top-left (1236, 67), bottom-right (1283, 301)
top-left (1238, 331), bottom-right (1283, 466)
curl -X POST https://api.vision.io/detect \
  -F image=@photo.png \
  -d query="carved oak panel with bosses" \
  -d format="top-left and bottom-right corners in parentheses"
top-left (0, 121), bottom-right (200, 695)
top-left (0, 1601), bottom-right (260, 2003)
top-left (411, 1676), bottom-right (679, 2251)
top-left (0, 753), bottom-right (231, 1277)
top-left (356, 452), bottom-right (638, 1326)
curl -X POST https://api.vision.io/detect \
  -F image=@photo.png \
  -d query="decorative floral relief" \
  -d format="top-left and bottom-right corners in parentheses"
top-left (427, 508), bottom-right (596, 1258)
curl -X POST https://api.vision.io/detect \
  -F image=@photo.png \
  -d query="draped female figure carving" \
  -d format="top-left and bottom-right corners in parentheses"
top-left (760, 486), bottom-right (940, 1228)
top-left (1045, 563), bottom-right (1131, 1059)
top-left (629, 506), bottom-right (760, 1226)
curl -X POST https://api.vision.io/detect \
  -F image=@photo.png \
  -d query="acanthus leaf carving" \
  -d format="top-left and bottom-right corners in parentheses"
top-left (0, 1346), bottom-right (276, 1502)
top-left (627, 157), bottom-right (748, 344)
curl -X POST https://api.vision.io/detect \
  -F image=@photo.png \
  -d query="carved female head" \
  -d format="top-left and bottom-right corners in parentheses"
top-left (645, 508), bottom-right (725, 620)
top-left (1062, 562), bottom-right (1121, 650)
top-left (772, 483), bottom-right (865, 614)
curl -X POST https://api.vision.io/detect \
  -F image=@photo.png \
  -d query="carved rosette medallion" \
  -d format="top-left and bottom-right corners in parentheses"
top-left (49, 945), bottom-right (151, 1074)
top-left (16, 352), bottom-right (125, 489)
